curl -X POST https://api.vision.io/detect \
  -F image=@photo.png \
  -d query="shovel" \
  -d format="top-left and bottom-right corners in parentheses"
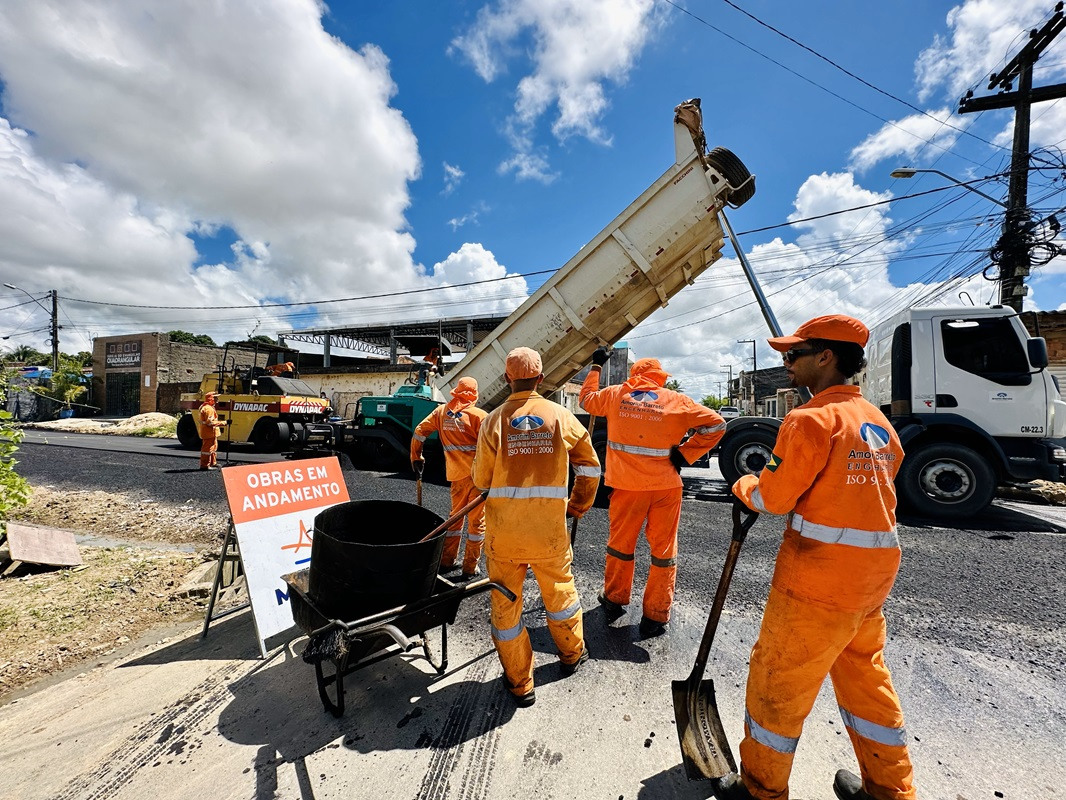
top-left (418, 490), bottom-right (488, 543)
top-left (570, 414), bottom-right (597, 545)
top-left (414, 460), bottom-right (424, 507)
top-left (673, 501), bottom-right (758, 781)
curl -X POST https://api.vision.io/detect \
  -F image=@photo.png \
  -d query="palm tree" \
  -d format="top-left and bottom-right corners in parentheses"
top-left (2, 345), bottom-right (47, 364)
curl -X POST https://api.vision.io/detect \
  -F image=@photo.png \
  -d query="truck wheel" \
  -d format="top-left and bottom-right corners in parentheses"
top-left (176, 414), bottom-right (201, 450)
top-left (706, 146), bottom-right (755, 208)
top-left (897, 443), bottom-right (996, 518)
top-left (252, 420), bottom-right (290, 453)
top-left (718, 429), bottom-right (777, 485)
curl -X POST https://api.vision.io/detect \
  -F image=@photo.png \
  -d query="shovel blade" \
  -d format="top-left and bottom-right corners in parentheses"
top-left (672, 677), bottom-right (737, 781)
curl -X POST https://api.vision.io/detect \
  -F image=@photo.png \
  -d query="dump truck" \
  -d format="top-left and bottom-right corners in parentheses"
top-left (343, 97), bottom-right (760, 473)
top-left (176, 341), bottom-right (334, 453)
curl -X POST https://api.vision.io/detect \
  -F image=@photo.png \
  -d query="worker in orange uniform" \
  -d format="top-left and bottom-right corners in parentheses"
top-left (197, 392), bottom-right (228, 471)
top-left (715, 315), bottom-right (916, 800)
top-left (411, 376), bottom-right (488, 579)
top-left (579, 348), bottom-right (726, 636)
top-left (472, 347), bottom-right (600, 707)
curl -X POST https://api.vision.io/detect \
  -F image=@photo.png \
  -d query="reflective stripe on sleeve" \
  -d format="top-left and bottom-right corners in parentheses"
top-left (695, 423), bottom-right (727, 434)
top-left (492, 620), bottom-right (525, 642)
top-left (443, 444), bottom-right (477, 452)
top-left (606, 546), bottom-right (634, 562)
top-left (791, 514), bottom-right (899, 549)
top-left (466, 533), bottom-right (484, 543)
top-left (749, 487), bottom-right (769, 513)
top-left (445, 531), bottom-right (463, 539)
top-left (745, 710), bottom-right (799, 754)
top-left (608, 440), bottom-right (671, 458)
top-left (546, 599), bottom-right (581, 622)
top-left (413, 434), bottom-right (427, 442)
top-left (839, 707), bottom-right (908, 747)
top-left (573, 465), bottom-right (601, 477)
top-left (488, 486), bottom-right (569, 500)
top-left (650, 554), bottom-right (677, 568)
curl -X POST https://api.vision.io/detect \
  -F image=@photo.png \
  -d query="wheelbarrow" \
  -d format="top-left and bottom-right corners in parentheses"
top-left (282, 499), bottom-right (514, 717)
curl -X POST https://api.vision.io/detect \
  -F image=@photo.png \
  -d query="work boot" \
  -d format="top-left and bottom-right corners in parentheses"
top-left (710, 772), bottom-right (754, 800)
top-left (502, 676), bottom-right (536, 707)
top-left (597, 590), bottom-right (626, 621)
top-left (460, 566), bottom-right (481, 581)
top-left (200, 465), bottom-right (217, 471)
top-left (639, 615), bottom-right (667, 637)
top-left (560, 646), bottom-right (589, 677)
top-left (833, 769), bottom-right (875, 800)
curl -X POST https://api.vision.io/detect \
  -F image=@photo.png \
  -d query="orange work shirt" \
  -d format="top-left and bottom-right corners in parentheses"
top-left (412, 402), bottom-right (488, 482)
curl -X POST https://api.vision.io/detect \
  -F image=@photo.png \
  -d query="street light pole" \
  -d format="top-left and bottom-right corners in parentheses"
top-left (889, 167), bottom-right (1007, 208)
top-left (3, 283), bottom-right (59, 371)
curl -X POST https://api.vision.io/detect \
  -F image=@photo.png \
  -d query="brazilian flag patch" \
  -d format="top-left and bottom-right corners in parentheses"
top-left (765, 453), bottom-right (782, 473)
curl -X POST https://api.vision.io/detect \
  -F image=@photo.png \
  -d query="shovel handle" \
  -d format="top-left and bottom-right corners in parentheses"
top-left (418, 490), bottom-right (488, 543)
top-left (688, 501), bottom-right (758, 683)
top-left (570, 414), bottom-right (598, 545)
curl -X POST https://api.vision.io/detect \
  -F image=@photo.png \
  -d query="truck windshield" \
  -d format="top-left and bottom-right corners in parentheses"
top-left (941, 318), bottom-right (1032, 386)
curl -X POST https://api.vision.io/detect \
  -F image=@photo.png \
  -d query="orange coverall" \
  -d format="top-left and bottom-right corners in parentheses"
top-left (411, 382), bottom-right (488, 574)
top-left (579, 363), bottom-right (725, 623)
top-left (471, 389), bottom-right (600, 698)
top-left (197, 401), bottom-right (223, 468)
top-left (732, 385), bottom-right (915, 800)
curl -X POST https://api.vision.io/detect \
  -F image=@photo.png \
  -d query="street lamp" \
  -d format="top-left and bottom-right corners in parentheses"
top-left (890, 166), bottom-right (1026, 309)
top-left (889, 167), bottom-right (1008, 208)
top-left (4, 283), bottom-right (58, 371)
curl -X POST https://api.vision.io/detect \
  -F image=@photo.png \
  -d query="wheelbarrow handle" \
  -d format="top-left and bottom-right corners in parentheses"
top-left (418, 490), bottom-right (488, 543)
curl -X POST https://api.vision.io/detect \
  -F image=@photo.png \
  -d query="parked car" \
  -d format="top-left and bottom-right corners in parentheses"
top-left (718, 405), bottom-right (740, 420)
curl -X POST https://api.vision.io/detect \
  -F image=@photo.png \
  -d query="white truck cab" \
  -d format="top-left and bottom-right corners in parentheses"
top-left (859, 304), bottom-right (1066, 517)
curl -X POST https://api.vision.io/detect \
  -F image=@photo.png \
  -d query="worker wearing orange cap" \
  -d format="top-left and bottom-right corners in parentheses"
top-left (197, 392), bottom-right (228, 471)
top-left (472, 346), bottom-right (600, 707)
top-left (411, 376), bottom-right (488, 578)
top-left (579, 349), bottom-right (726, 636)
top-left (715, 315), bottom-right (916, 800)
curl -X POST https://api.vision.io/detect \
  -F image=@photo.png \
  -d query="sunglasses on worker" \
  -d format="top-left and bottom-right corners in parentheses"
top-left (782, 347), bottom-right (821, 364)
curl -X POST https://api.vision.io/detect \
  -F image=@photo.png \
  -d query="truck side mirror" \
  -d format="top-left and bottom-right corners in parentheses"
top-left (1027, 337), bottom-right (1049, 370)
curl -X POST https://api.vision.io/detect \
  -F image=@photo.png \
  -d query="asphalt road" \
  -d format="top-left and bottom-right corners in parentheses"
top-left (6, 433), bottom-right (1066, 799)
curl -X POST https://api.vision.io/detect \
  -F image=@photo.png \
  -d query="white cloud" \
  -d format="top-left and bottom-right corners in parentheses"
top-left (915, 0), bottom-right (1065, 103)
top-left (427, 242), bottom-right (528, 318)
top-left (848, 109), bottom-right (961, 172)
top-left (442, 162), bottom-right (465, 195)
top-left (451, 0), bottom-right (660, 179)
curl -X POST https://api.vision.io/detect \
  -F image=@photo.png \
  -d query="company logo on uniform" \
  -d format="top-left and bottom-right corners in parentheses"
top-left (628, 390), bottom-right (659, 403)
top-left (510, 415), bottom-right (545, 430)
top-left (860, 422), bottom-right (891, 450)
top-left (446, 409), bottom-right (463, 419)
top-left (765, 453), bottom-right (782, 473)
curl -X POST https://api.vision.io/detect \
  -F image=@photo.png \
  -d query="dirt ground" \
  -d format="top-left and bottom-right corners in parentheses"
top-left (1, 485), bottom-right (231, 700)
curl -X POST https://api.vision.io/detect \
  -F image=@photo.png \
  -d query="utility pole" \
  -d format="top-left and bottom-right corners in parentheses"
top-left (958, 2), bottom-right (1066, 311)
top-left (738, 339), bottom-right (756, 414)
top-left (720, 364), bottom-right (733, 405)
top-left (50, 290), bottom-right (59, 372)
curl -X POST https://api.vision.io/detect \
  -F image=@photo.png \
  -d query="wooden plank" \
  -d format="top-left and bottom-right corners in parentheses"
top-left (5, 523), bottom-right (82, 567)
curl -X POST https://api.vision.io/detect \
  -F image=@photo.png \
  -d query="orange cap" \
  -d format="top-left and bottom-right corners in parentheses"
top-left (505, 347), bottom-right (543, 380)
top-left (767, 314), bottom-right (869, 351)
top-left (629, 357), bottom-right (669, 379)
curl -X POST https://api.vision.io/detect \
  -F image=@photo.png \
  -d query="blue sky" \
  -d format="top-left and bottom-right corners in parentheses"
top-left (1, 1), bottom-right (1064, 397)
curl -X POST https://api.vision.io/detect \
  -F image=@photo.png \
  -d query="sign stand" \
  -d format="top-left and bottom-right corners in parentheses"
top-left (200, 519), bottom-right (259, 656)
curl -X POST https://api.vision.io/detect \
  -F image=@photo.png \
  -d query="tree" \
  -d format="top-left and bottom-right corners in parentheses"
top-left (2, 345), bottom-right (47, 364)
top-left (168, 330), bottom-right (217, 347)
top-left (70, 351), bottom-right (93, 368)
top-left (43, 354), bottom-right (88, 410)
top-left (0, 379), bottom-right (31, 533)
top-left (701, 395), bottom-right (726, 410)
top-left (664, 378), bottom-right (683, 392)
top-left (247, 334), bottom-right (276, 345)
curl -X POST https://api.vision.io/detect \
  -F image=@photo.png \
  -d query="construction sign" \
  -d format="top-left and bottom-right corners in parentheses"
top-left (221, 457), bottom-right (349, 654)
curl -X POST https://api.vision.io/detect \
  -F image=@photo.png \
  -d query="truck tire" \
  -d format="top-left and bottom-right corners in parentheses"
top-left (896, 443), bottom-right (996, 518)
top-left (176, 413), bottom-right (201, 450)
top-left (706, 146), bottom-right (755, 208)
top-left (718, 428), bottom-right (777, 485)
top-left (252, 420), bottom-right (290, 453)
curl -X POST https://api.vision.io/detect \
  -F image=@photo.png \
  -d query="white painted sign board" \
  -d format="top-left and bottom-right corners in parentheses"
top-left (221, 457), bottom-right (350, 654)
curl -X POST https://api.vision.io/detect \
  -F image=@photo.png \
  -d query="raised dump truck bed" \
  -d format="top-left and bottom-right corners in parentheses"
top-left (435, 99), bottom-right (753, 408)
